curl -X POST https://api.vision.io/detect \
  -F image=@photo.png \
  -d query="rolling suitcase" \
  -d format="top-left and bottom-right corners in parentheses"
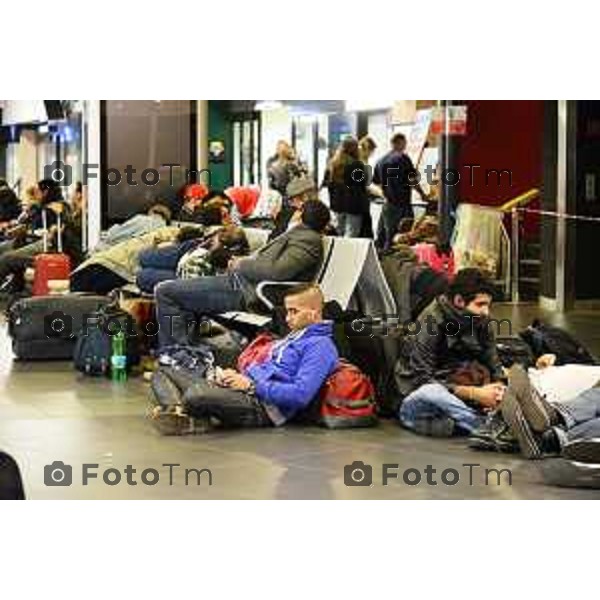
top-left (32, 208), bottom-right (71, 296)
top-left (7, 293), bottom-right (111, 360)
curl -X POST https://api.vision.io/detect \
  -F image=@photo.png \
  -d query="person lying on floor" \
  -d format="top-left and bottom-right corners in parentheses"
top-left (492, 359), bottom-right (600, 460)
top-left (155, 199), bottom-right (331, 349)
top-left (136, 225), bottom-right (250, 293)
top-left (396, 268), bottom-right (506, 437)
top-left (178, 190), bottom-right (242, 226)
top-left (150, 283), bottom-right (339, 435)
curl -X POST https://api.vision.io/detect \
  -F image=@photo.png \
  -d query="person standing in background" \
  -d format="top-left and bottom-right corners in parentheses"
top-left (323, 137), bottom-right (369, 237)
top-left (373, 133), bottom-right (429, 250)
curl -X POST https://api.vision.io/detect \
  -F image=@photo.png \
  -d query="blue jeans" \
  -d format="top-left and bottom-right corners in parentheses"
top-left (336, 213), bottom-right (363, 238)
top-left (399, 383), bottom-right (484, 435)
top-left (139, 244), bottom-right (181, 271)
top-left (137, 268), bottom-right (177, 294)
top-left (155, 274), bottom-right (245, 348)
top-left (381, 201), bottom-right (413, 250)
top-left (554, 387), bottom-right (600, 442)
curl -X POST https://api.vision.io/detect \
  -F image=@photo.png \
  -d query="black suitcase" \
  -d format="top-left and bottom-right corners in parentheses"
top-left (7, 293), bottom-right (111, 360)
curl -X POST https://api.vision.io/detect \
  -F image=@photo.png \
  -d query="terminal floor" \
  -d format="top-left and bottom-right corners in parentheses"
top-left (1, 303), bottom-right (600, 500)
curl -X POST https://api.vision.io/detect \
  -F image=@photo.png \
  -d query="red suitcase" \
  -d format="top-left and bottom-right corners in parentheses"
top-left (32, 209), bottom-right (71, 296)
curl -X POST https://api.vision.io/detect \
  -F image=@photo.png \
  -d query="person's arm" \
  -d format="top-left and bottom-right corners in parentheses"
top-left (406, 157), bottom-right (429, 200)
top-left (452, 383), bottom-right (505, 410)
top-left (247, 340), bottom-right (338, 411)
top-left (405, 325), bottom-right (442, 389)
top-left (236, 235), bottom-right (321, 282)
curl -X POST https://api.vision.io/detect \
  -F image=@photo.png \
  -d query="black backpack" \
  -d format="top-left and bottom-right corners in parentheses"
top-left (73, 307), bottom-right (141, 376)
top-left (519, 320), bottom-right (597, 366)
top-left (496, 336), bottom-right (536, 369)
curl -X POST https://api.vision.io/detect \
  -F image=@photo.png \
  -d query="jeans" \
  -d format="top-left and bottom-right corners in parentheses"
top-left (381, 201), bottom-right (413, 250)
top-left (554, 387), bottom-right (600, 442)
top-left (71, 264), bottom-right (127, 295)
top-left (335, 212), bottom-right (363, 238)
top-left (155, 274), bottom-right (245, 348)
top-left (139, 244), bottom-right (181, 271)
top-left (183, 379), bottom-right (272, 429)
top-left (136, 268), bottom-right (176, 294)
top-left (399, 382), bottom-right (484, 435)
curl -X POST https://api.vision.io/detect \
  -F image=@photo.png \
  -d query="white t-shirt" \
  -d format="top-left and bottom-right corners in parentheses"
top-left (528, 365), bottom-right (600, 405)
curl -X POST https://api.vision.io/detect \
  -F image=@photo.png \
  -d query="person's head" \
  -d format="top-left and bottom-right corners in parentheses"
top-left (147, 203), bottom-right (172, 225)
top-left (70, 182), bottom-right (83, 213)
top-left (216, 225), bottom-right (249, 255)
top-left (284, 283), bottom-right (325, 331)
top-left (358, 136), bottom-right (377, 161)
top-left (300, 199), bottom-right (331, 233)
top-left (183, 183), bottom-right (209, 203)
top-left (36, 179), bottom-right (63, 204)
top-left (276, 140), bottom-right (292, 160)
top-left (176, 225), bottom-right (206, 243)
top-left (329, 136), bottom-right (359, 182)
top-left (447, 268), bottom-right (496, 318)
top-left (194, 204), bottom-right (226, 227)
top-left (391, 132), bottom-right (407, 153)
top-left (286, 176), bottom-right (316, 209)
top-left (202, 190), bottom-right (234, 222)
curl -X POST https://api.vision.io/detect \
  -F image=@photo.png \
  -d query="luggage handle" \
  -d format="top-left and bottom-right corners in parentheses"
top-left (42, 208), bottom-right (63, 254)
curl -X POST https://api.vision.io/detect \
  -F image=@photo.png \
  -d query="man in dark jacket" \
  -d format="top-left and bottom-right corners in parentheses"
top-left (151, 283), bottom-right (339, 434)
top-left (155, 199), bottom-right (331, 348)
top-left (396, 269), bottom-right (506, 437)
top-left (373, 133), bottom-right (429, 250)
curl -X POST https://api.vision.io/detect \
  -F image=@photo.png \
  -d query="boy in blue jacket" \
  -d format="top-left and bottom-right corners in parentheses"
top-left (154, 283), bottom-right (339, 434)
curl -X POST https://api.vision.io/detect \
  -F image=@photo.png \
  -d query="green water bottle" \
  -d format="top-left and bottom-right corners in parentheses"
top-left (111, 330), bottom-right (127, 382)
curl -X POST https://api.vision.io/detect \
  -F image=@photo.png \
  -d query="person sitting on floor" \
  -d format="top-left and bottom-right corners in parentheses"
top-left (396, 268), bottom-right (506, 437)
top-left (150, 283), bottom-right (339, 435)
top-left (136, 225), bottom-right (249, 293)
top-left (155, 199), bottom-right (331, 349)
top-left (495, 359), bottom-right (600, 460)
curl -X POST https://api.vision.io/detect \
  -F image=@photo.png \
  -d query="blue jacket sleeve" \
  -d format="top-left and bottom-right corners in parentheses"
top-left (247, 340), bottom-right (338, 412)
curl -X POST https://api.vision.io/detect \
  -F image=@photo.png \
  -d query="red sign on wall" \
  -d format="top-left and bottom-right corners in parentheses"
top-left (431, 105), bottom-right (468, 136)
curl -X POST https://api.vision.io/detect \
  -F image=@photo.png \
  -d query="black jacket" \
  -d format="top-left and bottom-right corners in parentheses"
top-left (394, 296), bottom-right (504, 400)
top-left (323, 168), bottom-right (370, 216)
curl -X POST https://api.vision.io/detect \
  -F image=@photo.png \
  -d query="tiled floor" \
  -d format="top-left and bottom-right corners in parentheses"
top-left (2, 302), bottom-right (600, 500)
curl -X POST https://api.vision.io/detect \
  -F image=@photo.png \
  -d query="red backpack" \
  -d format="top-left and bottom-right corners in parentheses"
top-left (237, 332), bottom-right (276, 374)
top-left (317, 360), bottom-right (378, 429)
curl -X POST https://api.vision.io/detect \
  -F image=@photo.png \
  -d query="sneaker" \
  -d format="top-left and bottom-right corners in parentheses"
top-left (507, 365), bottom-right (557, 432)
top-left (413, 416), bottom-right (455, 438)
top-left (562, 438), bottom-right (600, 464)
top-left (148, 404), bottom-right (197, 436)
top-left (469, 412), bottom-right (520, 453)
top-left (501, 388), bottom-right (543, 459)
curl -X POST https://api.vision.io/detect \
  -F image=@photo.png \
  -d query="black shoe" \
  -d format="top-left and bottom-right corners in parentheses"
top-left (413, 416), bottom-right (455, 438)
top-left (469, 411), bottom-right (520, 453)
top-left (562, 438), bottom-right (600, 464)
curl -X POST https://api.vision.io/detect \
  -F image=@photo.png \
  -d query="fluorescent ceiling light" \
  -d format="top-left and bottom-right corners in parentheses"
top-left (345, 100), bottom-right (394, 112)
top-left (255, 100), bottom-right (284, 111)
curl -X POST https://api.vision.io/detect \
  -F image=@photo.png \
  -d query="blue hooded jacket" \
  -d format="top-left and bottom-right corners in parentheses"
top-left (246, 321), bottom-right (339, 425)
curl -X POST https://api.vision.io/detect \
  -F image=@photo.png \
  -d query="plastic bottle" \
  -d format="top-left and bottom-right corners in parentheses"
top-left (111, 331), bottom-right (127, 382)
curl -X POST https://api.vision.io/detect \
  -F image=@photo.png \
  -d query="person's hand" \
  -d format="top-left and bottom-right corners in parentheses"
top-left (221, 370), bottom-right (253, 391)
top-left (474, 383), bottom-right (506, 409)
top-left (536, 354), bottom-right (556, 370)
top-left (227, 257), bottom-right (241, 272)
top-left (47, 201), bottom-right (64, 214)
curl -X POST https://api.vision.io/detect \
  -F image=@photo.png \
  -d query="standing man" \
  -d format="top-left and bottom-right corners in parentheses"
top-left (373, 133), bottom-right (429, 250)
